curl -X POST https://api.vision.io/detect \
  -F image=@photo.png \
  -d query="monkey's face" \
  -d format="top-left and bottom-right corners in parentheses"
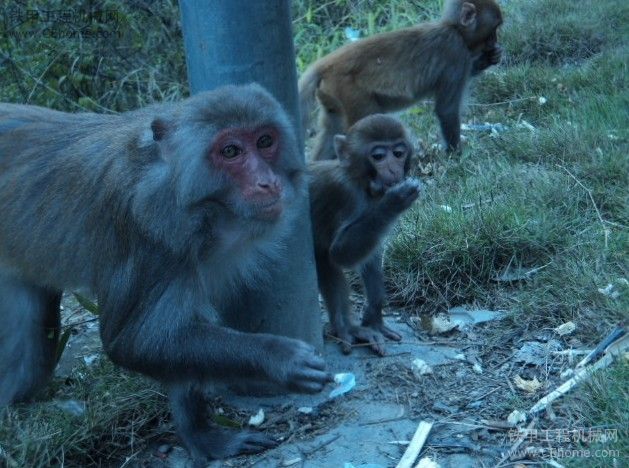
top-left (366, 140), bottom-right (410, 196)
top-left (477, 4), bottom-right (503, 51)
top-left (209, 126), bottom-right (286, 221)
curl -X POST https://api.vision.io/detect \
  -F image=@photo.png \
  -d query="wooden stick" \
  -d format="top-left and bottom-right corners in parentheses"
top-left (395, 421), bottom-right (433, 468)
top-left (496, 419), bottom-right (536, 467)
top-left (530, 334), bottom-right (628, 414)
top-left (576, 324), bottom-right (626, 368)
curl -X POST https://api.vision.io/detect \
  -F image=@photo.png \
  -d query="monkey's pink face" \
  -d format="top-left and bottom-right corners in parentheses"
top-left (368, 141), bottom-right (409, 195)
top-left (209, 127), bottom-right (284, 220)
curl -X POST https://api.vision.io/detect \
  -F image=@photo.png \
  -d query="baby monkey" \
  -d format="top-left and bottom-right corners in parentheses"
top-left (308, 114), bottom-right (421, 355)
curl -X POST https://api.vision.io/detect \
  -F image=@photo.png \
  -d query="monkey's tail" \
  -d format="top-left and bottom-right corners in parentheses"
top-left (298, 66), bottom-right (321, 135)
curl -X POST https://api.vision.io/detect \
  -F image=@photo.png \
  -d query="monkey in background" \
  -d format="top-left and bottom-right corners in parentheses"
top-left (0, 84), bottom-right (331, 461)
top-left (300, 0), bottom-right (503, 160)
top-left (308, 114), bottom-right (421, 355)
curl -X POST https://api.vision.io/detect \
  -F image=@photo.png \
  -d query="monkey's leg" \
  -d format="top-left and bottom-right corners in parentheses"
top-left (168, 383), bottom-right (276, 461)
top-left (0, 270), bottom-right (61, 405)
top-left (315, 253), bottom-right (354, 354)
top-left (359, 252), bottom-right (402, 348)
top-left (311, 101), bottom-right (345, 161)
top-left (435, 86), bottom-right (464, 152)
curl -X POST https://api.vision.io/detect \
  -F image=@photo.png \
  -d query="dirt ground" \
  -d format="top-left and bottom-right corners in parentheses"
top-left (54, 292), bottom-right (615, 468)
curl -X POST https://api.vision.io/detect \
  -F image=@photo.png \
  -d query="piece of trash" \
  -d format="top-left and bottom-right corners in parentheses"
top-left (282, 457), bottom-right (302, 466)
top-left (493, 264), bottom-right (548, 282)
top-left (507, 410), bottom-right (527, 425)
top-left (461, 122), bottom-right (507, 133)
top-left (54, 399), bottom-right (86, 417)
top-left (517, 120), bottom-right (536, 131)
top-left (344, 464), bottom-right (386, 468)
top-left (538, 96), bottom-right (547, 105)
top-left (513, 375), bottom-right (543, 393)
top-left (428, 313), bottom-right (457, 334)
top-left (247, 408), bottom-right (265, 426)
top-left (83, 354), bottom-right (98, 366)
top-left (514, 340), bottom-right (562, 365)
top-left (448, 306), bottom-right (505, 328)
top-left (297, 406), bottom-right (313, 414)
top-left (438, 204), bottom-right (453, 213)
top-left (554, 321), bottom-right (576, 336)
top-left (388, 440), bottom-right (411, 445)
top-left (329, 372), bottom-right (356, 398)
top-left (432, 401), bottom-right (458, 414)
top-left (344, 27), bottom-right (360, 42)
top-left (395, 420), bottom-right (433, 468)
top-left (598, 283), bottom-right (620, 299)
top-left (530, 333), bottom-right (629, 414)
top-left (416, 457), bottom-right (441, 468)
top-left (472, 362), bottom-right (483, 374)
top-left (411, 358), bottom-right (433, 379)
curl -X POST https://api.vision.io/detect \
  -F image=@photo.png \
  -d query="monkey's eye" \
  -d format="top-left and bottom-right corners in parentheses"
top-left (393, 144), bottom-right (407, 158)
top-left (371, 151), bottom-right (386, 161)
top-left (221, 144), bottom-right (242, 159)
top-left (257, 134), bottom-right (274, 149)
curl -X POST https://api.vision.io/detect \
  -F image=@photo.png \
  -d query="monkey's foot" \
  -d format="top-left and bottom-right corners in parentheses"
top-left (331, 325), bottom-right (398, 356)
top-left (182, 428), bottom-right (277, 461)
top-left (362, 321), bottom-right (402, 342)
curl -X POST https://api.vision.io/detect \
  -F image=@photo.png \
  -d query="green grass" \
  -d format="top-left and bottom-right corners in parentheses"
top-left (564, 361), bottom-right (629, 467)
top-left (0, 360), bottom-right (169, 467)
top-left (0, 0), bottom-right (627, 465)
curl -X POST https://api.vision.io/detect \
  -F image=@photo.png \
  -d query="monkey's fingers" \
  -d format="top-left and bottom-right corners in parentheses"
top-left (226, 431), bottom-right (278, 455)
top-left (290, 368), bottom-right (332, 393)
top-left (372, 323), bottom-right (402, 342)
top-left (288, 356), bottom-right (332, 393)
top-left (488, 45), bottom-right (502, 64)
top-left (200, 428), bottom-right (277, 458)
top-left (349, 326), bottom-right (387, 356)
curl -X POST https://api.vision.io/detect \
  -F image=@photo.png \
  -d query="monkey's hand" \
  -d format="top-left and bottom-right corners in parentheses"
top-left (382, 178), bottom-right (422, 213)
top-left (485, 44), bottom-right (502, 66)
top-left (472, 45), bottom-right (502, 75)
top-left (262, 336), bottom-right (331, 393)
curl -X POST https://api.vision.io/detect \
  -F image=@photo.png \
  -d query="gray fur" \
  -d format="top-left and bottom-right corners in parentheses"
top-left (0, 83), bottom-right (328, 461)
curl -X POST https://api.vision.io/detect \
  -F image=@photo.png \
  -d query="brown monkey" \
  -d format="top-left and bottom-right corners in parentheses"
top-left (308, 114), bottom-right (421, 355)
top-left (0, 84), bottom-right (331, 462)
top-left (299, 0), bottom-right (503, 159)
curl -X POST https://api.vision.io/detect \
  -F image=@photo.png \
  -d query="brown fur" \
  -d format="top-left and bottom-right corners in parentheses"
top-left (308, 115), bottom-right (420, 355)
top-left (300, 0), bottom-right (503, 159)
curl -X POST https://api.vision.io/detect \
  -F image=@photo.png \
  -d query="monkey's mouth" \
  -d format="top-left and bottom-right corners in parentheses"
top-left (255, 199), bottom-right (283, 220)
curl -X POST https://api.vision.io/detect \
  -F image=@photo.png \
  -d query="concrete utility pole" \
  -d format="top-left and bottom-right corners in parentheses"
top-left (179, 0), bottom-right (322, 351)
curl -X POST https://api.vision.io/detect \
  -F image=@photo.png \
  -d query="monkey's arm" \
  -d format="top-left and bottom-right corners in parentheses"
top-left (329, 179), bottom-right (420, 268)
top-left (330, 209), bottom-right (395, 269)
top-left (99, 273), bottom-right (328, 393)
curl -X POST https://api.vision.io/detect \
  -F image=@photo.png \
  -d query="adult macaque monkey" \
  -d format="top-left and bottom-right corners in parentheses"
top-left (309, 114), bottom-right (421, 355)
top-left (299, 0), bottom-right (503, 159)
top-left (0, 84), bottom-right (331, 461)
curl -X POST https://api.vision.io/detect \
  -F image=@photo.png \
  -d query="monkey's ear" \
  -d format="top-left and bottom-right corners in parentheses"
top-left (333, 134), bottom-right (348, 160)
top-left (150, 118), bottom-right (172, 142)
top-left (460, 2), bottom-right (477, 28)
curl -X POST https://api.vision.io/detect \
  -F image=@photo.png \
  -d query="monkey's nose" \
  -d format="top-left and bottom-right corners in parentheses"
top-left (257, 180), bottom-right (281, 196)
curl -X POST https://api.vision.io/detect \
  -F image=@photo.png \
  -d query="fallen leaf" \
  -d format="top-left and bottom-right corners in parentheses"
top-left (514, 375), bottom-right (542, 393)
top-left (554, 321), bottom-right (576, 336)
top-left (507, 409), bottom-right (527, 425)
